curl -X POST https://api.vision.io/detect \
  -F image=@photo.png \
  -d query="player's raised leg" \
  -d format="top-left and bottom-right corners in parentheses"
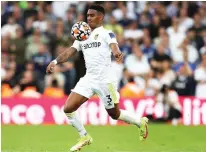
top-left (64, 92), bottom-right (93, 151)
top-left (106, 103), bottom-right (149, 141)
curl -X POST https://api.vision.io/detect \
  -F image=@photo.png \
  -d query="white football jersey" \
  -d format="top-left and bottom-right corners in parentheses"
top-left (71, 26), bottom-right (118, 83)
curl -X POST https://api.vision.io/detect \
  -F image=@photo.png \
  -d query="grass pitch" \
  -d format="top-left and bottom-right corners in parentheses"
top-left (2, 124), bottom-right (206, 152)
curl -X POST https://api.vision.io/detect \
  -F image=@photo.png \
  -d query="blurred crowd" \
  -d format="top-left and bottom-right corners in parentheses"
top-left (1, 1), bottom-right (206, 98)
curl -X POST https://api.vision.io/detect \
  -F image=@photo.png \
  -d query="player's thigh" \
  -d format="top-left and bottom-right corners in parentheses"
top-left (64, 92), bottom-right (88, 113)
top-left (95, 82), bottom-right (120, 118)
top-left (64, 77), bottom-right (93, 113)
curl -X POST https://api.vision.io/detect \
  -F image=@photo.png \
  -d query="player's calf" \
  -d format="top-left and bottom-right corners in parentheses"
top-left (106, 106), bottom-right (121, 120)
top-left (108, 113), bottom-right (120, 120)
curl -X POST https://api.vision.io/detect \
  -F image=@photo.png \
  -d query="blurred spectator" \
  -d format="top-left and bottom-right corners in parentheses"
top-left (36, 1), bottom-right (45, 10)
top-left (166, 2), bottom-right (179, 18)
top-left (125, 43), bottom-right (150, 80)
top-left (187, 28), bottom-right (204, 57)
top-left (12, 4), bottom-right (24, 27)
top-left (102, 2), bottom-right (113, 23)
top-left (139, 12), bottom-right (151, 29)
top-left (8, 26), bottom-right (26, 65)
top-left (167, 17), bottom-right (186, 49)
top-left (194, 50), bottom-right (206, 98)
top-left (26, 27), bottom-right (49, 60)
top-left (23, 61), bottom-right (45, 93)
top-left (149, 15), bottom-right (161, 39)
top-left (52, 1), bottom-right (77, 19)
top-left (150, 43), bottom-right (171, 71)
top-left (157, 57), bottom-right (176, 86)
top-left (44, 2), bottom-right (57, 23)
top-left (199, 28), bottom-right (206, 52)
top-left (104, 15), bottom-right (124, 36)
top-left (56, 19), bottom-right (71, 47)
top-left (13, 70), bottom-right (39, 95)
top-left (44, 79), bottom-right (65, 98)
top-left (45, 65), bottom-right (66, 90)
top-left (23, 17), bottom-right (34, 37)
top-left (198, 2), bottom-right (206, 26)
top-left (54, 45), bottom-right (76, 94)
top-left (171, 38), bottom-right (199, 67)
top-left (1, 60), bottom-right (17, 98)
top-left (32, 43), bottom-right (52, 74)
top-left (1, 16), bottom-right (20, 38)
top-left (158, 3), bottom-right (172, 28)
top-left (111, 59), bottom-right (124, 89)
top-left (61, 62), bottom-right (76, 95)
top-left (144, 70), bottom-right (160, 96)
top-left (187, 2), bottom-right (199, 18)
top-left (1, 36), bottom-right (9, 60)
top-left (140, 36), bottom-right (156, 60)
top-left (112, 2), bottom-right (136, 22)
top-left (124, 21), bottom-right (144, 40)
top-left (2, 68), bottom-right (17, 89)
top-left (156, 84), bottom-right (182, 125)
top-left (23, 1), bottom-right (37, 20)
top-left (32, 9), bottom-right (48, 32)
top-left (179, 7), bottom-right (194, 31)
top-left (64, 12), bottom-right (76, 35)
top-left (154, 27), bottom-right (170, 50)
top-left (171, 48), bottom-right (196, 96)
top-left (116, 2), bottom-right (135, 27)
top-left (191, 13), bottom-right (204, 36)
top-left (117, 36), bottom-right (132, 58)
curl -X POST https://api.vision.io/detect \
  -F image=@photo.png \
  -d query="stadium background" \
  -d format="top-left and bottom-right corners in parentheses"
top-left (1, 1), bottom-right (206, 152)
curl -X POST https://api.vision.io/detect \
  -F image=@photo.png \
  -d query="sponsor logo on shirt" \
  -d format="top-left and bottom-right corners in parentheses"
top-left (81, 42), bottom-right (101, 50)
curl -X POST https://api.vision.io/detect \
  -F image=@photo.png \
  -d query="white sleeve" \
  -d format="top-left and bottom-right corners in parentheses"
top-left (71, 40), bottom-right (81, 52)
top-left (194, 68), bottom-right (206, 81)
top-left (105, 31), bottom-right (118, 45)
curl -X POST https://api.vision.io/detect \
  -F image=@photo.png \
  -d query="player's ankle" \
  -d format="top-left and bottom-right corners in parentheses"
top-left (80, 132), bottom-right (88, 137)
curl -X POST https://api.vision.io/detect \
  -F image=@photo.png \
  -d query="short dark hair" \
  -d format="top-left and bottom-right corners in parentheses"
top-left (88, 4), bottom-right (105, 15)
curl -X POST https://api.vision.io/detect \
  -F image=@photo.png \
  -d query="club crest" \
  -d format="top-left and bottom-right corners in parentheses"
top-left (94, 34), bottom-right (99, 40)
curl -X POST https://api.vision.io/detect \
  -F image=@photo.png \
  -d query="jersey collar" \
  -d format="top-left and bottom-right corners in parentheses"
top-left (92, 26), bottom-right (103, 32)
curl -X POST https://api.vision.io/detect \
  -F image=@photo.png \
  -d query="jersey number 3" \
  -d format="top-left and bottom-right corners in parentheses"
top-left (106, 95), bottom-right (112, 106)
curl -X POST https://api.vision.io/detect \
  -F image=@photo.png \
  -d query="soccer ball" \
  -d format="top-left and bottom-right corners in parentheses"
top-left (71, 21), bottom-right (91, 41)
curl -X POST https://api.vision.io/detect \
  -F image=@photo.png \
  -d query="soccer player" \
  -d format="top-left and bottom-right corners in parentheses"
top-left (46, 4), bottom-right (149, 152)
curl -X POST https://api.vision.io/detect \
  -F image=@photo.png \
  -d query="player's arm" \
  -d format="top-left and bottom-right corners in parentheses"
top-left (46, 47), bottom-right (77, 73)
top-left (110, 43), bottom-right (123, 63)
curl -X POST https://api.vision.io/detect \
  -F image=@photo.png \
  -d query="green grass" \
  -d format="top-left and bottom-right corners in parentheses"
top-left (2, 124), bottom-right (206, 152)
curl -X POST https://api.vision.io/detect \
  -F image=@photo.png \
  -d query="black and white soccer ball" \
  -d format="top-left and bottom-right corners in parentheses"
top-left (71, 21), bottom-right (91, 41)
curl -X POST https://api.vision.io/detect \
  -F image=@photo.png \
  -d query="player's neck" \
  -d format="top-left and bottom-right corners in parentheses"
top-left (91, 24), bottom-right (102, 31)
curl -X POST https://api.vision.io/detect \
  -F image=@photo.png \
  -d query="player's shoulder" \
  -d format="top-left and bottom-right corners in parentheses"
top-left (103, 27), bottom-right (115, 34)
top-left (101, 27), bottom-right (116, 38)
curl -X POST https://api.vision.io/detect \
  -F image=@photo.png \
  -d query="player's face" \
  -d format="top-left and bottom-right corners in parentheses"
top-left (87, 9), bottom-right (102, 29)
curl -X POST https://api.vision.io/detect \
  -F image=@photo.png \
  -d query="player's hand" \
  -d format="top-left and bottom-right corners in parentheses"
top-left (114, 52), bottom-right (123, 63)
top-left (46, 62), bottom-right (56, 74)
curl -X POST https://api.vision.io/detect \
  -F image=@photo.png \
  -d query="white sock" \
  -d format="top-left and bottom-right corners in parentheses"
top-left (65, 112), bottom-right (87, 137)
top-left (118, 109), bottom-right (141, 127)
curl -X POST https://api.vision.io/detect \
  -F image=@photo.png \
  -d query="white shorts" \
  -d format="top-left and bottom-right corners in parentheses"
top-left (71, 76), bottom-right (120, 109)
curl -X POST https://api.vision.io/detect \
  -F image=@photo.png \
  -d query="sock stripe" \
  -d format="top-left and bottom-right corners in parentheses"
top-left (65, 112), bottom-right (75, 117)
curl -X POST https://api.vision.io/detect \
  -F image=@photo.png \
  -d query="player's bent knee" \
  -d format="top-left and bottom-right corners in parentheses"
top-left (63, 105), bottom-right (75, 113)
top-left (109, 113), bottom-right (120, 120)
